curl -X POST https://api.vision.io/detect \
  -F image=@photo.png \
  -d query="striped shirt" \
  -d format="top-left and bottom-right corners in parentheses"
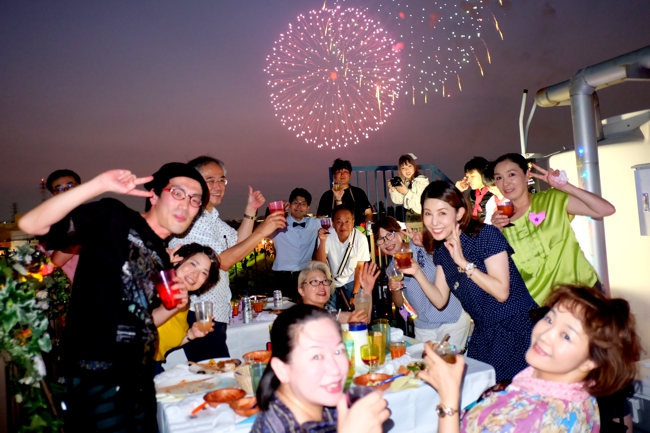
top-left (389, 242), bottom-right (464, 329)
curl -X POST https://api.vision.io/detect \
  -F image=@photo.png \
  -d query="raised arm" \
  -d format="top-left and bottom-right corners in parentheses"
top-left (398, 259), bottom-right (451, 309)
top-left (218, 212), bottom-right (286, 270)
top-left (19, 170), bottom-right (153, 235)
top-left (236, 186), bottom-right (266, 242)
top-left (530, 163), bottom-right (615, 218)
top-left (315, 229), bottom-right (328, 263)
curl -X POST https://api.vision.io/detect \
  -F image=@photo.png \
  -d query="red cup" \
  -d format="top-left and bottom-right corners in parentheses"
top-left (268, 201), bottom-right (284, 215)
top-left (153, 269), bottom-right (179, 310)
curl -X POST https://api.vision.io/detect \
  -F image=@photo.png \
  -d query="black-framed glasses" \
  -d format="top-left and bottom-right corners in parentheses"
top-left (205, 178), bottom-right (228, 186)
top-left (162, 187), bottom-right (203, 208)
top-left (53, 182), bottom-right (78, 193)
top-left (291, 200), bottom-right (308, 207)
top-left (302, 279), bottom-right (332, 287)
top-left (376, 231), bottom-right (396, 246)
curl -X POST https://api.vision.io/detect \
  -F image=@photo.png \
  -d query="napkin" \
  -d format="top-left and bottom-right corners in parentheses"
top-left (164, 394), bottom-right (240, 430)
top-left (389, 327), bottom-right (404, 342)
top-left (254, 312), bottom-right (277, 322)
top-left (155, 363), bottom-right (194, 390)
top-left (377, 354), bottom-right (413, 375)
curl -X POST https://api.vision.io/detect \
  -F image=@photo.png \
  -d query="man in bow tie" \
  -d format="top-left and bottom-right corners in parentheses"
top-left (269, 188), bottom-right (321, 300)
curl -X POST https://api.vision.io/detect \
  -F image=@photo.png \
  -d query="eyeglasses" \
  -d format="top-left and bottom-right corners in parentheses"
top-left (205, 178), bottom-right (228, 186)
top-left (302, 279), bottom-right (332, 287)
top-left (376, 231), bottom-right (396, 246)
top-left (53, 182), bottom-right (78, 193)
top-left (162, 187), bottom-right (203, 208)
top-left (291, 201), bottom-right (308, 207)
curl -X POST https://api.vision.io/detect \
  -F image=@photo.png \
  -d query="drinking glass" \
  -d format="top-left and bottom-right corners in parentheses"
top-left (346, 386), bottom-right (375, 407)
top-left (360, 344), bottom-right (379, 372)
top-left (332, 181), bottom-right (342, 192)
top-left (389, 341), bottom-right (407, 359)
top-left (394, 248), bottom-right (413, 269)
top-left (496, 197), bottom-right (515, 227)
top-left (386, 267), bottom-right (404, 289)
top-left (320, 217), bottom-right (331, 232)
top-left (368, 332), bottom-right (386, 365)
top-left (268, 201), bottom-right (284, 215)
top-left (435, 342), bottom-right (459, 364)
top-left (249, 362), bottom-right (267, 393)
top-left (153, 269), bottom-right (179, 310)
top-left (194, 301), bottom-right (213, 332)
top-left (231, 300), bottom-right (239, 317)
top-left (372, 318), bottom-right (391, 352)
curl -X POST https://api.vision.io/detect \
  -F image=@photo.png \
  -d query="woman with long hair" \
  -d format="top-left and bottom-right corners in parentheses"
top-left (491, 153), bottom-right (615, 304)
top-left (388, 153), bottom-right (430, 228)
top-left (155, 243), bottom-right (220, 367)
top-left (399, 181), bottom-right (538, 381)
top-left (419, 285), bottom-right (641, 432)
top-left (372, 216), bottom-right (471, 348)
top-left (252, 304), bottom-right (390, 433)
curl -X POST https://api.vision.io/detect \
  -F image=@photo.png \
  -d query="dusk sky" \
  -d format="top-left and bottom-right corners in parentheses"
top-left (2, 0), bottom-right (649, 223)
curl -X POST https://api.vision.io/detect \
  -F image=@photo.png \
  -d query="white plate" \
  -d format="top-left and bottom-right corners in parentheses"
top-left (188, 357), bottom-right (242, 375)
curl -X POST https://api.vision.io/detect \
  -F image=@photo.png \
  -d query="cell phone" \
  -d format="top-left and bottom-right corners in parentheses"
top-left (390, 177), bottom-right (403, 187)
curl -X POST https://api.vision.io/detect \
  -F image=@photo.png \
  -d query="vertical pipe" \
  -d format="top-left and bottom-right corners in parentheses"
top-left (519, 90), bottom-right (528, 155)
top-left (569, 75), bottom-right (610, 293)
top-left (593, 92), bottom-right (604, 141)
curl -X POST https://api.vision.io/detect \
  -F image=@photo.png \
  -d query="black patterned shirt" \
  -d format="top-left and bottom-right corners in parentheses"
top-left (252, 395), bottom-right (338, 433)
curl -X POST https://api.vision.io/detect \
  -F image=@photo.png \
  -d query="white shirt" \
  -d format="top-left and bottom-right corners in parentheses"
top-left (483, 195), bottom-right (498, 225)
top-left (169, 207), bottom-right (236, 323)
top-left (321, 228), bottom-right (370, 287)
top-left (269, 215), bottom-right (320, 271)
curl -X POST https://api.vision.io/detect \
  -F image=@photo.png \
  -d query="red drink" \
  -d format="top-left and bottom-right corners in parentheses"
top-left (389, 342), bottom-right (407, 359)
top-left (497, 202), bottom-right (515, 217)
top-left (232, 302), bottom-right (239, 317)
top-left (320, 218), bottom-right (331, 230)
top-left (253, 301), bottom-right (264, 313)
top-left (268, 201), bottom-right (284, 215)
top-left (153, 269), bottom-right (179, 310)
top-left (394, 249), bottom-right (412, 268)
top-left (361, 355), bottom-right (379, 366)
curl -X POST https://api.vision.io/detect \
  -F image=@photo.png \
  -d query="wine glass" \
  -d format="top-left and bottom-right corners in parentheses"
top-left (360, 344), bottom-right (379, 373)
top-left (320, 217), bottom-right (331, 233)
top-left (496, 197), bottom-right (515, 228)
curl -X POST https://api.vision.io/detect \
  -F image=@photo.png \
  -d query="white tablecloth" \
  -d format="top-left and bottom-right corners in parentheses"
top-left (157, 355), bottom-right (495, 433)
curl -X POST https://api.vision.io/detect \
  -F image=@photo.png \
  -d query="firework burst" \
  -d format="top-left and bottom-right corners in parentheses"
top-left (264, 5), bottom-right (402, 149)
top-left (334, 0), bottom-right (504, 101)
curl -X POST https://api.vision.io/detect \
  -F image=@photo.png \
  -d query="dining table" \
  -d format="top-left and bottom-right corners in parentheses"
top-left (156, 334), bottom-right (496, 433)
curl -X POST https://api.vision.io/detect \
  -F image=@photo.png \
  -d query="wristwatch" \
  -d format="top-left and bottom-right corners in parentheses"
top-left (464, 262), bottom-right (475, 273)
top-left (436, 404), bottom-right (459, 417)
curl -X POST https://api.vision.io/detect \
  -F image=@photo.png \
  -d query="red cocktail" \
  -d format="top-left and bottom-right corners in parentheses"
top-left (153, 269), bottom-right (179, 310)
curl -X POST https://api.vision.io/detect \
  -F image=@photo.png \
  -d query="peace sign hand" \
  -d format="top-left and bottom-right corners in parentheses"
top-left (444, 223), bottom-right (467, 268)
top-left (529, 163), bottom-right (570, 191)
top-left (401, 227), bottom-right (423, 247)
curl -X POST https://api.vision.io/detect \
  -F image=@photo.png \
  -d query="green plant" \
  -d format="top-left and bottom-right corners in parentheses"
top-left (0, 244), bottom-right (66, 432)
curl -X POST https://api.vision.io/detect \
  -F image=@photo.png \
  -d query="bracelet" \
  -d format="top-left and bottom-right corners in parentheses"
top-left (335, 199), bottom-right (343, 203)
top-left (436, 404), bottom-right (459, 417)
top-left (243, 213), bottom-right (256, 220)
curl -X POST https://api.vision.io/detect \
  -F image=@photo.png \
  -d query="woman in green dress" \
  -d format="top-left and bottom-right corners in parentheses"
top-left (490, 153), bottom-right (615, 305)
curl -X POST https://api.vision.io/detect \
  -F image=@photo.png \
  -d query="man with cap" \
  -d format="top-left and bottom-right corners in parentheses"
top-left (268, 188), bottom-right (320, 300)
top-left (19, 163), bottom-right (208, 432)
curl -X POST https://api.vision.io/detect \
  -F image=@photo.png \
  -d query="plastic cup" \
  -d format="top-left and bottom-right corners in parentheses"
top-left (195, 301), bottom-right (213, 332)
top-left (250, 362), bottom-right (267, 393)
top-left (231, 300), bottom-right (239, 317)
top-left (389, 341), bottom-right (407, 359)
top-left (253, 300), bottom-right (264, 313)
top-left (268, 201), bottom-right (284, 215)
top-left (394, 248), bottom-right (413, 268)
top-left (153, 269), bottom-right (179, 310)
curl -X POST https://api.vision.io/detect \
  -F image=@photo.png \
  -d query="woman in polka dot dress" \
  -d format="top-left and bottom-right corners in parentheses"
top-left (399, 181), bottom-right (538, 381)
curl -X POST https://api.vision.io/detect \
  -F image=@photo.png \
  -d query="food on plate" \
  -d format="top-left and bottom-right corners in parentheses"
top-left (191, 358), bottom-right (242, 374)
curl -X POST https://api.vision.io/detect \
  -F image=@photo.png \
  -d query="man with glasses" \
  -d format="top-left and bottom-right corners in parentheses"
top-left (19, 162), bottom-right (209, 432)
top-left (316, 158), bottom-right (373, 224)
top-left (268, 188), bottom-right (320, 300)
top-left (44, 169), bottom-right (83, 279)
top-left (169, 156), bottom-right (286, 361)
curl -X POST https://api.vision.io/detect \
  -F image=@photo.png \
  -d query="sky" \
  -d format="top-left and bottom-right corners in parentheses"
top-left (1, 0), bottom-right (649, 222)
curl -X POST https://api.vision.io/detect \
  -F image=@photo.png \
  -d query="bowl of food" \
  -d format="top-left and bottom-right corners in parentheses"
top-left (229, 396), bottom-right (260, 417)
top-left (203, 388), bottom-right (246, 407)
top-left (353, 373), bottom-right (392, 391)
top-left (243, 350), bottom-right (272, 364)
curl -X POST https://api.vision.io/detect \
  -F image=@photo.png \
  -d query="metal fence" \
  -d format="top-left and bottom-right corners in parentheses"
top-left (328, 164), bottom-right (451, 221)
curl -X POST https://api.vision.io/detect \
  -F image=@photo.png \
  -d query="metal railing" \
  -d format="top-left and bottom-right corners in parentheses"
top-left (328, 164), bottom-right (451, 221)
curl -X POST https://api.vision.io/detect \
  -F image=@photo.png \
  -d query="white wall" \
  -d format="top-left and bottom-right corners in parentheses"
top-left (549, 109), bottom-right (650, 349)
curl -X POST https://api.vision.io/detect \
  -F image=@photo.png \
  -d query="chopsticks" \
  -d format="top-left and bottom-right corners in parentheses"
top-left (440, 333), bottom-right (450, 345)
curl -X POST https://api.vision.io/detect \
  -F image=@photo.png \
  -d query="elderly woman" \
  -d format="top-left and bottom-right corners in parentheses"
top-left (297, 261), bottom-right (379, 324)
top-left (388, 153), bottom-right (430, 228)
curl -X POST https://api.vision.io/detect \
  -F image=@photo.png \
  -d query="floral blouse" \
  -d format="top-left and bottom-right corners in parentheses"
top-left (461, 367), bottom-right (600, 432)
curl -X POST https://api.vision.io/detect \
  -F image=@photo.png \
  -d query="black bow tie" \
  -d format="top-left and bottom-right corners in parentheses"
top-left (293, 222), bottom-right (306, 228)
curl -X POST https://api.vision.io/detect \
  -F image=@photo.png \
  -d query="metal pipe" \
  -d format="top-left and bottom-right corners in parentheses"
top-left (592, 92), bottom-right (604, 141)
top-left (524, 103), bottom-right (537, 150)
top-left (519, 90), bottom-right (527, 154)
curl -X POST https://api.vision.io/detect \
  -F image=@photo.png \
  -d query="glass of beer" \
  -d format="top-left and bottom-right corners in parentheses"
top-left (435, 341), bottom-right (459, 364)
top-left (194, 301), bottom-right (213, 332)
top-left (153, 269), bottom-right (179, 310)
top-left (268, 201), bottom-right (284, 215)
top-left (394, 248), bottom-right (413, 269)
top-left (332, 181), bottom-right (342, 192)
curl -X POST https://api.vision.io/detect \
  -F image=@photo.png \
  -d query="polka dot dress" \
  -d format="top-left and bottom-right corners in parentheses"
top-left (433, 224), bottom-right (539, 382)
top-left (169, 208), bottom-right (236, 324)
